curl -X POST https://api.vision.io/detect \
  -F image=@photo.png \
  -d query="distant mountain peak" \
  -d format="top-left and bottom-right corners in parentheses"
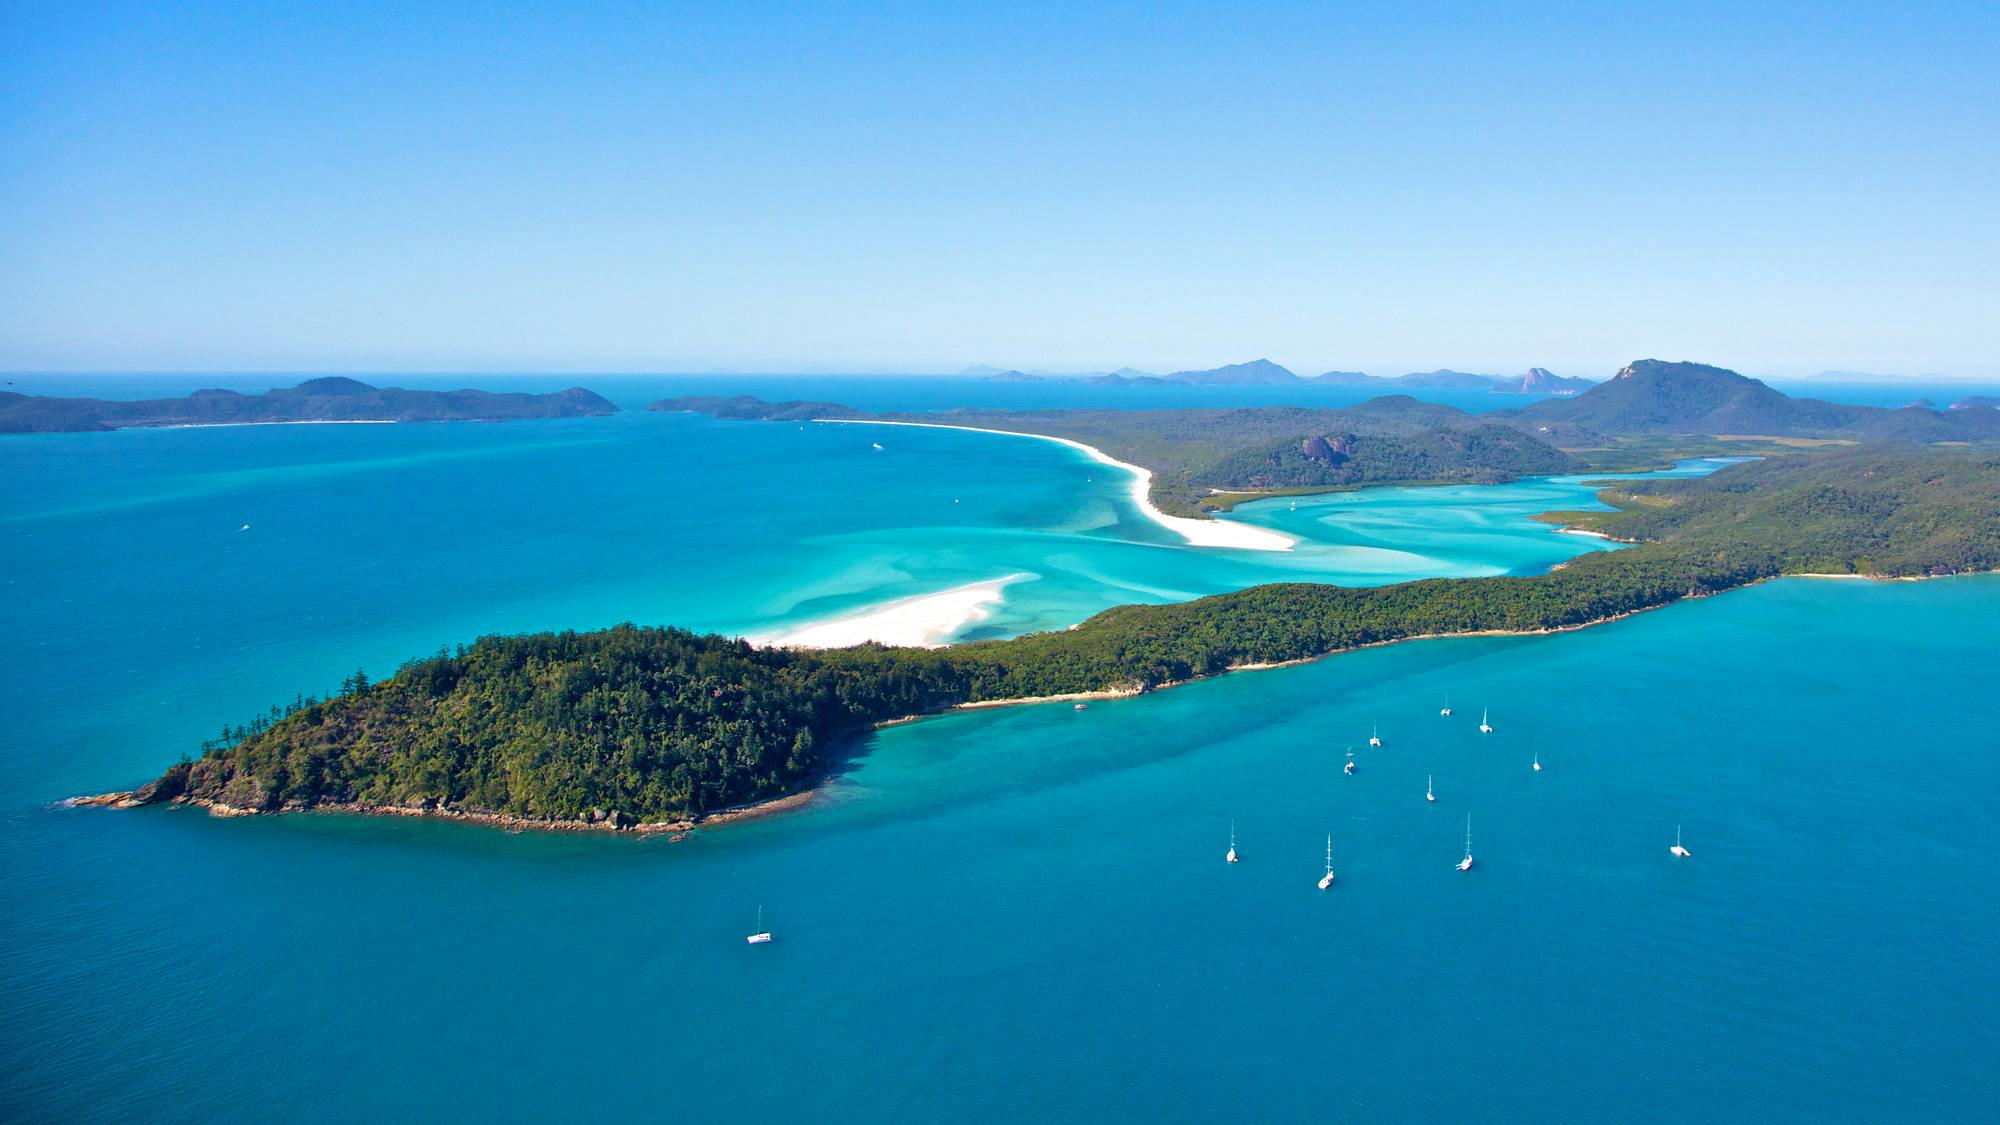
top-left (1508, 367), bottom-right (1594, 395)
top-left (1610, 359), bottom-right (1753, 384)
top-left (1507, 358), bottom-right (2000, 441)
top-left (1164, 358), bottom-right (1300, 385)
top-left (283, 376), bottom-right (379, 396)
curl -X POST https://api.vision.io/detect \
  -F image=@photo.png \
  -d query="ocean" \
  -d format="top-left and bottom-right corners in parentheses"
top-left (2, 376), bottom-right (1995, 1122)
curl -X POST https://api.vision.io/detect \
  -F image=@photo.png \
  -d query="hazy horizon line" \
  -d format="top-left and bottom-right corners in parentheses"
top-left (6, 364), bottom-right (1999, 384)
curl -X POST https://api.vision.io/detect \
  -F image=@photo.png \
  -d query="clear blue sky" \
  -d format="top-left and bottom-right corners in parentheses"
top-left (3, 1), bottom-right (1996, 378)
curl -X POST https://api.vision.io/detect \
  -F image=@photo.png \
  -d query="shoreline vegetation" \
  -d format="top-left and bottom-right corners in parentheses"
top-left (84, 444), bottom-right (2000, 835)
top-left (54, 588), bottom-right (1703, 829)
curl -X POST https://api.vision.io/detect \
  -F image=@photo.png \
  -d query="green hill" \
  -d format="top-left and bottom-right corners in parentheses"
top-left (1512, 359), bottom-right (2000, 442)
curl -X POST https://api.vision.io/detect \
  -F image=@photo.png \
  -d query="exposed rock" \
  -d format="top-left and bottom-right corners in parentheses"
top-left (129, 760), bottom-right (191, 805)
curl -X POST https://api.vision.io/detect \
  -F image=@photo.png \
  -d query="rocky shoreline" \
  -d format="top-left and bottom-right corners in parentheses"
top-left (64, 785), bottom-right (821, 838)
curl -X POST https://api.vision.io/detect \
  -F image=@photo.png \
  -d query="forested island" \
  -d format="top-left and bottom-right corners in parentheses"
top-left (0, 376), bottom-right (619, 432)
top-left (109, 444), bottom-right (2000, 829)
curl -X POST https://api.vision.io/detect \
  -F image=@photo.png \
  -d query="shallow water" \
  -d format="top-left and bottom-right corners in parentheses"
top-left (0, 407), bottom-right (1677, 804)
top-left (2, 392), bottom-right (1994, 1122)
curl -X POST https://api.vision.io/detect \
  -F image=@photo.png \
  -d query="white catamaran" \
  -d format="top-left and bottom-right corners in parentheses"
top-left (1227, 820), bottom-right (1239, 864)
top-left (1456, 814), bottom-right (1475, 872)
top-left (1532, 750), bottom-right (1542, 772)
top-left (1426, 773), bottom-right (1436, 803)
top-left (1318, 835), bottom-right (1336, 890)
top-left (1344, 748), bottom-right (1356, 776)
top-left (1478, 708), bottom-right (1493, 734)
top-left (1671, 825), bottom-right (1692, 858)
top-left (1369, 721), bottom-right (1382, 748)
top-left (746, 906), bottom-right (773, 945)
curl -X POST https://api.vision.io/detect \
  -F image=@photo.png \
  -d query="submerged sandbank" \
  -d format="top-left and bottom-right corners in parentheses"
top-left (813, 418), bottom-right (1297, 552)
top-left (746, 573), bottom-right (1032, 648)
top-left (151, 419), bottom-right (402, 429)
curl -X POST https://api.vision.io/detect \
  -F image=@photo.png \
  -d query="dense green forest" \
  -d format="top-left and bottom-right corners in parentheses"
top-left (132, 447), bottom-right (2000, 827)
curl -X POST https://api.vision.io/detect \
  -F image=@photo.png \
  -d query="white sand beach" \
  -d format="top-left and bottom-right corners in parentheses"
top-left (748, 573), bottom-right (1032, 648)
top-left (814, 418), bottom-right (1296, 552)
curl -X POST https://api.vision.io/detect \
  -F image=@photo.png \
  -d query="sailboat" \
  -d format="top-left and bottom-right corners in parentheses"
top-left (1426, 774), bottom-right (1436, 803)
top-left (746, 906), bottom-right (773, 945)
top-left (1532, 750), bottom-right (1542, 772)
top-left (1439, 695), bottom-right (1452, 717)
top-left (1344, 748), bottom-right (1356, 776)
top-left (1478, 708), bottom-right (1493, 734)
top-left (1318, 835), bottom-right (1336, 890)
top-left (1456, 814), bottom-right (1475, 872)
top-left (1671, 825), bottom-right (1692, 858)
top-left (1227, 820), bottom-right (1239, 864)
top-left (1368, 721), bottom-right (1382, 748)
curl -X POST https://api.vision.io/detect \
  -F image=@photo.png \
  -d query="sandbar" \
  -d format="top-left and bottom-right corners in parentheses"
top-left (748, 573), bottom-right (1032, 648)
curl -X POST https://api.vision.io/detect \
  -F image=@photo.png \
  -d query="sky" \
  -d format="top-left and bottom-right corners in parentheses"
top-left (2, 2), bottom-right (1997, 379)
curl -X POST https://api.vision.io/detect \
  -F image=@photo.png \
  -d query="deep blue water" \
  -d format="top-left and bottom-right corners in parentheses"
top-left (2, 382), bottom-right (1996, 1122)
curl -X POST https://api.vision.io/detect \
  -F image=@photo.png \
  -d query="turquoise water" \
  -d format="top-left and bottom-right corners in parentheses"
top-left (0, 409), bottom-right (1662, 803)
top-left (3, 398), bottom-right (1996, 1121)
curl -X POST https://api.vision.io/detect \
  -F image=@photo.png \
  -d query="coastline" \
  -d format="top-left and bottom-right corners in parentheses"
top-left (812, 418), bottom-right (1297, 552)
top-left (900, 569), bottom-right (1988, 720)
top-left (66, 784), bottom-right (824, 837)
top-left (75, 569), bottom-right (1995, 836)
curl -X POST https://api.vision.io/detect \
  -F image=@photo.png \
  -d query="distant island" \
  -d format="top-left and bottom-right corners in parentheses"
top-left (972, 358), bottom-right (1597, 394)
top-left (0, 376), bottom-right (620, 433)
